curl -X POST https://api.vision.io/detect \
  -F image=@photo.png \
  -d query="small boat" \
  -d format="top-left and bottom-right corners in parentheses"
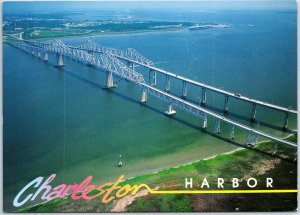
top-left (118, 154), bottom-right (123, 167)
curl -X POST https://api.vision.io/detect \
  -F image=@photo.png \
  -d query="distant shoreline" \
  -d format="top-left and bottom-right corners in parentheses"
top-left (4, 27), bottom-right (189, 42)
top-left (4, 22), bottom-right (231, 42)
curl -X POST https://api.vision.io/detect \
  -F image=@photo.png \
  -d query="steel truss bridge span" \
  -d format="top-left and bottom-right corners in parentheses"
top-left (8, 39), bottom-right (297, 153)
top-left (20, 40), bottom-right (146, 85)
top-left (74, 40), bottom-right (297, 130)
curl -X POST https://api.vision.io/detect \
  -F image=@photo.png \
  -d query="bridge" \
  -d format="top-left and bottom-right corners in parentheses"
top-left (74, 40), bottom-right (297, 129)
top-left (8, 39), bottom-right (297, 155)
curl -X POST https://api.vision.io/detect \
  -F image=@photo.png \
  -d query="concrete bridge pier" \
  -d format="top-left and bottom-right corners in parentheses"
top-left (283, 112), bottom-right (289, 129)
top-left (214, 119), bottom-right (221, 133)
top-left (251, 103), bottom-right (257, 121)
top-left (224, 95), bottom-right (229, 113)
top-left (201, 87), bottom-right (206, 105)
top-left (131, 62), bottom-right (135, 71)
top-left (202, 116), bottom-right (208, 129)
top-left (37, 51), bottom-right (41, 59)
top-left (140, 89), bottom-right (147, 103)
top-left (43, 53), bottom-right (49, 61)
top-left (149, 69), bottom-right (157, 86)
top-left (31, 50), bottom-right (35, 55)
top-left (104, 71), bottom-right (115, 88)
top-left (165, 75), bottom-right (170, 92)
top-left (246, 131), bottom-right (258, 147)
top-left (272, 142), bottom-right (278, 156)
top-left (164, 103), bottom-right (176, 116)
top-left (182, 81), bottom-right (187, 98)
top-left (56, 53), bottom-right (65, 67)
top-left (229, 125), bottom-right (235, 139)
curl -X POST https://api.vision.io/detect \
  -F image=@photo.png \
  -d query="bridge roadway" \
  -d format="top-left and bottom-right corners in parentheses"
top-left (9, 40), bottom-right (297, 149)
top-left (143, 83), bottom-right (297, 148)
top-left (109, 55), bottom-right (297, 115)
top-left (10, 37), bottom-right (299, 115)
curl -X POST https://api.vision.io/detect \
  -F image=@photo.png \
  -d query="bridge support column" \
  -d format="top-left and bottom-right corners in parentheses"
top-left (202, 115), bottom-right (208, 129)
top-left (229, 125), bottom-right (234, 139)
top-left (56, 53), bottom-right (64, 67)
top-left (43, 53), bottom-right (48, 61)
top-left (104, 71), bottom-right (115, 89)
top-left (224, 95), bottom-right (229, 113)
top-left (153, 71), bottom-right (157, 86)
top-left (182, 81), bottom-right (187, 98)
top-left (131, 62), bottom-right (135, 71)
top-left (149, 69), bottom-right (156, 86)
top-left (37, 51), bottom-right (41, 59)
top-left (31, 50), bottom-right (35, 55)
top-left (164, 103), bottom-right (176, 116)
top-left (140, 89), bottom-right (147, 103)
top-left (201, 87), bottom-right (206, 105)
top-left (165, 75), bottom-right (170, 92)
top-left (246, 131), bottom-right (258, 147)
top-left (251, 103), bottom-right (256, 121)
top-left (214, 119), bottom-right (221, 134)
top-left (272, 142), bottom-right (278, 156)
top-left (283, 112), bottom-right (289, 130)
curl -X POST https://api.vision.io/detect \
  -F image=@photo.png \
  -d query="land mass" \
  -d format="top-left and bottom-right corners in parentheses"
top-left (19, 134), bottom-right (297, 213)
top-left (3, 13), bottom-right (229, 40)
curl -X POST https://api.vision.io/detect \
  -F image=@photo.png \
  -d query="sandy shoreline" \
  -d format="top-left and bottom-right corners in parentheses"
top-left (18, 132), bottom-right (296, 212)
top-left (4, 27), bottom-right (188, 43)
top-left (125, 132), bottom-right (296, 181)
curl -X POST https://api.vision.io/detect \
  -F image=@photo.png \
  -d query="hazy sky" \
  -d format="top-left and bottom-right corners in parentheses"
top-left (3, 1), bottom-right (296, 15)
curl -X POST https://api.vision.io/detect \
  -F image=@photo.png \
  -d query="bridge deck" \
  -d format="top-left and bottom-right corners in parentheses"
top-left (9, 40), bottom-right (297, 149)
top-left (113, 55), bottom-right (297, 115)
top-left (143, 83), bottom-right (297, 148)
top-left (13, 39), bottom-right (298, 115)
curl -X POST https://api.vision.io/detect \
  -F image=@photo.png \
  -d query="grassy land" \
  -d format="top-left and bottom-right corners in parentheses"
top-left (20, 134), bottom-right (297, 212)
top-left (4, 20), bottom-right (195, 40)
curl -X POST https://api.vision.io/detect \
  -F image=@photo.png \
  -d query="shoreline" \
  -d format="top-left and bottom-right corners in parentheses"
top-left (4, 22), bottom-right (232, 42)
top-left (125, 132), bottom-right (295, 182)
top-left (18, 132), bottom-right (296, 212)
top-left (4, 27), bottom-right (188, 42)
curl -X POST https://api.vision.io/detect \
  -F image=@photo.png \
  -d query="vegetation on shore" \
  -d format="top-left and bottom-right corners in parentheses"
top-left (3, 16), bottom-right (194, 40)
top-left (3, 12), bottom-right (230, 40)
top-left (20, 134), bottom-right (297, 212)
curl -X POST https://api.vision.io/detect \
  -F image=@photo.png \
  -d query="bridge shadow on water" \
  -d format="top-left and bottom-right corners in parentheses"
top-left (41, 56), bottom-right (295, 135)
top-left (58, 66), bottom-right (295, 164)
top-left (161, 114), bottom-right (295, 164)
top-left (184, 97), bottom-right (296, 135)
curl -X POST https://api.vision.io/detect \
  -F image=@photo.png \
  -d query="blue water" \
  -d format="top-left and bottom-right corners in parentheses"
top-left (3, 3), bottom-right (297, 211)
